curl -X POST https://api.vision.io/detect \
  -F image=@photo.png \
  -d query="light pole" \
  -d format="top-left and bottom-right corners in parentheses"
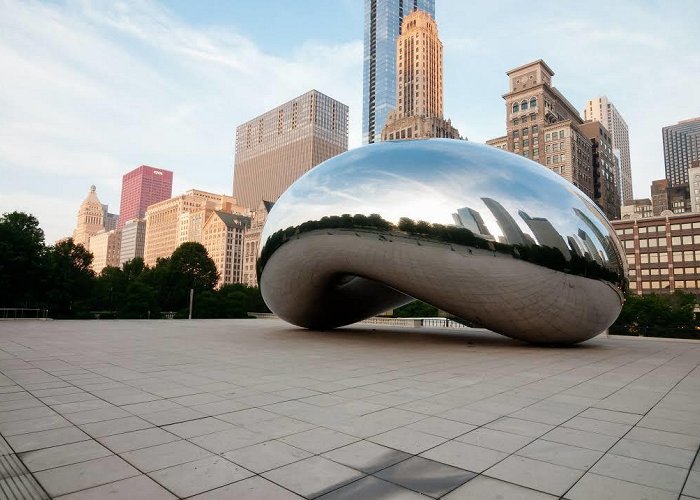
top-left (188, 288), bottom-right (194, 319)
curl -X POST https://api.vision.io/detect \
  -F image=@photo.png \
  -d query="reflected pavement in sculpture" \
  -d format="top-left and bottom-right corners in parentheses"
top-left (258, 139), bottom-right (627, 344)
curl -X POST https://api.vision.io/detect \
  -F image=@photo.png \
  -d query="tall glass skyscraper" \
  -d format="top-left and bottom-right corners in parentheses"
top-left (362, 0), bottom-right (435, 144)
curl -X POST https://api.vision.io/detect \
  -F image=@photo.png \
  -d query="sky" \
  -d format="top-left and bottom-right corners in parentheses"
top-left (1, 0), bottom-right (699, 243)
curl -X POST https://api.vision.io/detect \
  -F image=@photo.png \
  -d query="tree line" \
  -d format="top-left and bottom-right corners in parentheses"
top-left (0, 212), bottom-right (268, 319)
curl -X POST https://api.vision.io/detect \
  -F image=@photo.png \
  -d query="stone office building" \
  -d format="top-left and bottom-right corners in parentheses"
top-left (612, 212), bottom-right (700, 295)
top-left (486, 60), bottom-right (620, 221)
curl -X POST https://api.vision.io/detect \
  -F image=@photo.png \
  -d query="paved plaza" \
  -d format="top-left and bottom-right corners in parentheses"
top-left (0, 319), bottom-right (699, 499)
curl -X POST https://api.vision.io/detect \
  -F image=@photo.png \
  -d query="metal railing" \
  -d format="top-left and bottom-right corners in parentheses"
top-left (360, 316), bottom-right (467, 329)
top-left (0, 308), bottom-right (49, 319)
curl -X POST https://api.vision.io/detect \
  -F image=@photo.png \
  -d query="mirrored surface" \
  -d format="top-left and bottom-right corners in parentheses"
top-left (258, 139), bottom-right (627, 344)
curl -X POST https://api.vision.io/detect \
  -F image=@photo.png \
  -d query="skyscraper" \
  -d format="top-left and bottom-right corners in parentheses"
top-left (73, 185), bottom-right (104, 248)
top-left (583, 97), bottom-right (633, 203)
top-left (579, 121), bottom-right (621, 220)
top-left (117, 165), bottom-right (173, 229)
top-left (663, 117), bottom-right (700, 186)
top-left (232, 89), bottom-right (348, 210)
top-left (363, 0), bottom-right (435, 144)
top-left (119, 219), bottom-right (146, 265)
top-left (380, 9), bottom-right (460, 141)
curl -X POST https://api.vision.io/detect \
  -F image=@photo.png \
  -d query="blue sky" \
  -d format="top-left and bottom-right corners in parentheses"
top-left (1, 0), bottom-right (698, 243)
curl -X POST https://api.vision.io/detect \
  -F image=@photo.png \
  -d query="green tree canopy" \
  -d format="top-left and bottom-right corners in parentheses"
top-left (44, 239), bottom-right (95, 318)
top-left (0, 212), bottom-right (46, 306)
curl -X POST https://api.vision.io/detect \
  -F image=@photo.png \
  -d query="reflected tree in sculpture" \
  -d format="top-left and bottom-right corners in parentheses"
top-left (257, 140), bottom-right (627, 344)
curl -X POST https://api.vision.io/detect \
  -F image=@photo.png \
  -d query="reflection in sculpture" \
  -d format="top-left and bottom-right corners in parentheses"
top-left (257, 139), bottom-right (627, 344)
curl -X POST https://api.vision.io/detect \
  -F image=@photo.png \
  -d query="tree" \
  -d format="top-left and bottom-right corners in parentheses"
top-left (143, 243), bottom-right (219, 313)
top-left (170, 242), bottom-right (219, 291)
top-left (0, 212), bottom-right (46, 306)
top-left (44, 239), bottom-right (95, 318)
top-left (394, 300), bottom-right (438, 318)
top-left (120, 280), bottom-right (159, 319)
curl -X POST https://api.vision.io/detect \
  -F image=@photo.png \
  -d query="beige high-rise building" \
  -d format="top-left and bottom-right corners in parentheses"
top-left (201, 211), bottom-right (250, 287)
top-left (381, 10), bottom-right (460, 141)
top-left (119, 219), bottom-right (146, 265)
top-left (73, 185), bottom-right (105, 248)
top-left (583, 96), bottom-right (633, 203)
top-left (233, 90), bottom-right (348, 210)
top-left (241, 201), bottom-right (274, 287)
top-left (89, 229), bottom-right (121, 274)
top-left (143, 190), bottom-right (246, 267)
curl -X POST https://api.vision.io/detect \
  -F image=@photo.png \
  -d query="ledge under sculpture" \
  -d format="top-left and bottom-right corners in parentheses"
top-left (257, 139), bottom-right (627, 344)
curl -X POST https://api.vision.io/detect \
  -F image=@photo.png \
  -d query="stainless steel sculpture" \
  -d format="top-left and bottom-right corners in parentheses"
top-left (258, 139), bottom-right (626, 344)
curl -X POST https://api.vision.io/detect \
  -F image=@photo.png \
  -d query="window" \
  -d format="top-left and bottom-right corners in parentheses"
top-left (559, 130), bottom-right (565, 139)
top-left (522, 128), bottom-right (529, 136)
top-left (626, 255), bottom-right (635, 265)
top-left (624, 240), bottom-right (634, 249)
top-left (683, 235), bottom-right (693, 245)
top-left (545, 133), bottom-right (551, 141)
top-left (529, 97), bottom-right (537, 108)
top-left (513, 130), bottom-right (519, 138)
top-left (513, 118), bottom-right (519, 126)
top-left (640, 239), bottom-right (648, 248)
top-left (521, 100), bottom-right (528, 110)
top-left (672, 236), bottom-right (682, 245)
top-left (532, 125), bottom-right (538, 134)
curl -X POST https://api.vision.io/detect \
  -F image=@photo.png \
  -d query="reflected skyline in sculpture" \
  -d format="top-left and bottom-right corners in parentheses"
top-left (258, 140), bottom-right (627, 344)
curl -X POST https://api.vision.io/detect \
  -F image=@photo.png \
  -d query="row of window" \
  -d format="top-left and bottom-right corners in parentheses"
top-left (616, 222), bottom-right (700, 236)
top-left (627, 250), bottom-right (700, 264)
top-left (546, 154), bottom-right (566, 165)
top-left (629, 281), bottom-right (700, 290)
top-left (512, 97), bottom-right (537, 113)
top-left (545, 131), bottom-right (566, 141)
top-left (512, 114), bottom-right (537, 125)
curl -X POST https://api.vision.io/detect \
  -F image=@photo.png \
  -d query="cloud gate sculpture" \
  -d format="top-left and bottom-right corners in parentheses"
top-left (258, 139), bottom-right (626, 344)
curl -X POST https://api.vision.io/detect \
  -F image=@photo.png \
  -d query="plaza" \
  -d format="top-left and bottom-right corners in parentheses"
top-left (0, 319), bottom-right (699, 499)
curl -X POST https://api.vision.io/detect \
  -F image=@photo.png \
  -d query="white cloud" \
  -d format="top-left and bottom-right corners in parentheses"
top-left (0, 0), bottom-right (363, 244)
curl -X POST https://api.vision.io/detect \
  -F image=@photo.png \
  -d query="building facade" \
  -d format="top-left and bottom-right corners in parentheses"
top-left (143, 190), bottom-right (244, 267)
top-left (612, 212), bottom-right (700, 295)
top-left (663, 117), bottom-right (700, 187)
top-left (103, 208), bottom-right (119, 232)
top-left (487, 60), bottom-right (624, 221)
top-left (583, 96), bottom-right (633, 203)
top-left (380, 9), bottom-right (460, 141)
top-left (73, 185), bottom-right (105, 248)
top-left (689, 161), bottom-right (700, 213)
top-left (119, 219), bottom-right (146, 265)
top-left (241, 201), bottom-right (274, 287)
top-left (363, 0), bottom-right (435, 144)
top-left (233, 90), bottom-right (348, 210)
top-left (620, 198), bottom-right (653, 219)
top-left (89, 229), bottom-right (121, 274)
top-left (579, 121), bottom-right (621, 220)
top-left (118, 165), bottom-right (173, 229)
top-left (201, 212), bottom-right (251, 287)
top-left (499, 61), bottom-right (595, 199)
